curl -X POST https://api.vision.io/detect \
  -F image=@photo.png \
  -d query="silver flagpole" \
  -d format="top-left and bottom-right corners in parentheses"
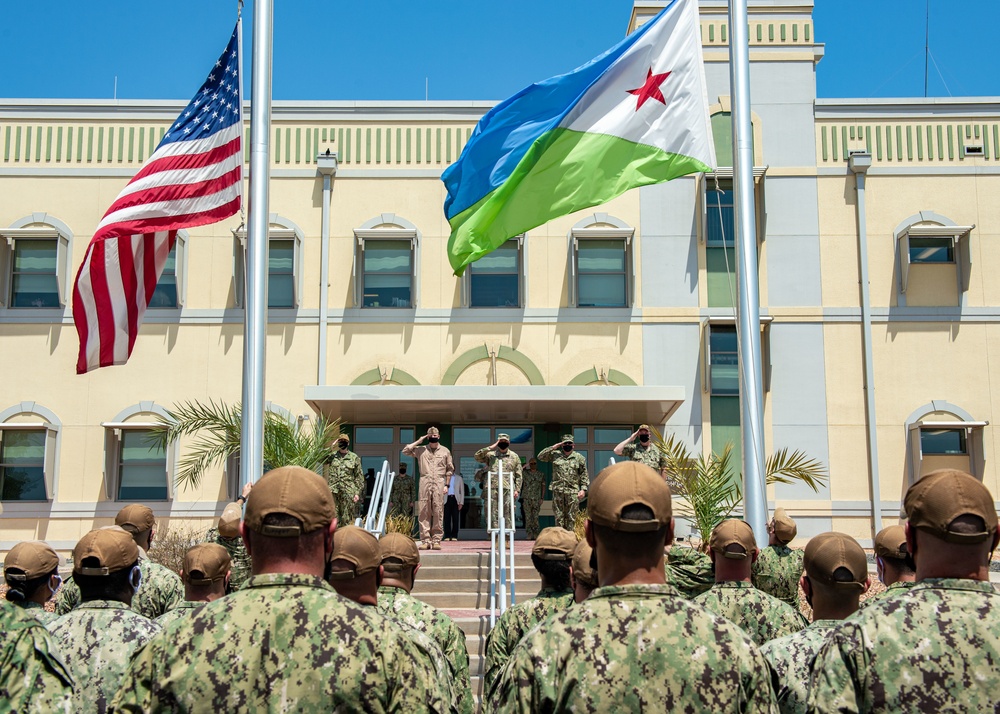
top-left (240, 0), bottom-right (273, 490)
top-left (727, 0), bottom-right (768, 547)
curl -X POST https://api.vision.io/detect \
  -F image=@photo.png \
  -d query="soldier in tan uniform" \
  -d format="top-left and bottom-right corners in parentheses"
top-left (493, 462), bottom-right (778, 712)
top-left (403, 427), bottom-right (455, 550)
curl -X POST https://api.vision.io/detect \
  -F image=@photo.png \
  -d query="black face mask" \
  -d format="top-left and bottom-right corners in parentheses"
top-left (338, 441), bottom-right (348, 449)
top-left (498, 442), bottom-right (509, 450)
top-left (638, 433), bottom-right (650, 443)
top-left (562, 443), bottom-right (573, 452)
top-left (428, 437), bottom-right (440, 443)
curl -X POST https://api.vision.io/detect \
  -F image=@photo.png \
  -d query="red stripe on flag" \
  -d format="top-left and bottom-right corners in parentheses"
top-left (116, 236), bottom-right (140, 361)
top-left (128, 137), bottom-right (242, 185)
top-left (87, 241), bottom-right (118, 369)
top-left (72, 250), bottom-right (94, 374)
top-left (101, 166), bottom-right (242, 223)
top-left (96, 197), bottom-right (243, 239)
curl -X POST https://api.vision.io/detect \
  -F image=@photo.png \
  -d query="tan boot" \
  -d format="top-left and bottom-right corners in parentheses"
top-left (432, 543), bottom-right (442, 550)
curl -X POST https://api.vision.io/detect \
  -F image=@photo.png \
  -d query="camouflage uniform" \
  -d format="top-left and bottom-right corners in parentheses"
top-left (665, 545), bottom-right (715, 599)
top-left (474, 447), bottom-right (523, 530)
top-left (620, 442), bottom-right (668, 474)
top-left (153, 599), bottom-right (202, 629)
top-left (377, 585), bottom-right (472, 714)
top-left (483, 587), bottom-right (575, 697)
top-left (10, 600), bottom-right (59, 626)
top-left (492, 583), bottom-right (778, 712)
top-left (693, 581), bottom-right (807, 646)
top-left (47, 599), bottom-right (160, 713)
top-left (857, 580), bottom-right (917, 611)
top-left (325, 449), bottom-right (365, 526)
top-left (390, 473), bottom-right (417, 518)
top-left (808, 578), bottom-right (1000, 713)
top-left (520, 468), bottom-right (546, 539)
top-left (110, 572), bottom-right (450, 713)
top-left (751, 544), bottom-right (804, 608)
top-left (0, 602), bottom-right (73, 713)
top-left (536, 447), bottom-right (588, 530)
top-left (205, 527), bottom-right (252, 591)
top-left (759, 619), bottom-right (839, 714)
top-left (55, 555), bottom-right (183, 619)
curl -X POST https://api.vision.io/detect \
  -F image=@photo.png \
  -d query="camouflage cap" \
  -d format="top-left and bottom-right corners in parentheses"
top-left (531, 527), bottom-right (576, 560)
top-left (571, 539), bottom-right (598, 588)
top-left (561, 434), bottom-right (575, 443)
top-left (873, 524), bottom-right (908, 560)
top-left (244, 466), bottom-right (335, 537)
top-left (905, 469), bottom-right (998, 544)
top-left (4, 541), bottom-right (60, 581)
top-left (183, 543), bottom-right (231, 585)
top-left (218, 502), bottom-right (243, 538)
top-left (804, 532), bottom-right (867, 590)
top-left (379, 532), bottom-right (420, 572)
top-left (427, 427), bottom-right (440, 437)
top-left (335, 433), bottom-right (350, 445)
top-left (497, 433), bottom-right (511, 441)
top-left (709, 519), bottom-right (756, 560)
top-left (73, 528), bottom-right (139, 575)
top-left (638, 424), bottom-right (651, 432)
top-left (771, 507), bottom-right (797, 543)
top-left (588, 462), bottom-right (672, 532)
top-left (328, 525), bottom-right (381, 579)
top-left (115, 504), bottom-right (155, 534)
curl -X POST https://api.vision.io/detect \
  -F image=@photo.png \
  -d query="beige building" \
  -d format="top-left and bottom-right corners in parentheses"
top-left (1, 0), bottom-right (997, 552)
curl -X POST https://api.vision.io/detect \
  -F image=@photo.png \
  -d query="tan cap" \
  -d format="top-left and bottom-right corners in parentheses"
top-left (771, 507), bottom-right (797, 543)
top-left (335, 433), bottom-right (350, 445)
top-left (182, 543), bottom-right (231, 585)
top-left (531, 527), bottom-right (576, 560)
top-left (497, 433), bottom-right (511, 441)
top-left (218, 502), bottom-right (243, 539)
top-left (571, 539), bottom-right (598, 588)
top-left (4, 541), bottom-right (60, 581)
top-left (588, 462), bottom-right (672, 532)
top-left (379, 532), bottom-right (420, 571)
top-left (709, 519), bottom-right (756, 560)
top-left (328, 526), bottom-right (381, 580)
top-left (427, 427), bottom-right (440, 437)
top-left (905, 469), bottom-right (998, 544)
top-left (115, 504), bottom-right (155, 533)
top-left (244, 466), bottom-right (335, 537)
top-left (804, 532), bottom-right (867, 590)
top-left (638, 424), bottom-right (651, 432)
top-left (561, 434), bottom-right (575, 443)
top-left (73, 528), bottom-right (139, 575)
top-left (873, 524), bottom-right (908, 560)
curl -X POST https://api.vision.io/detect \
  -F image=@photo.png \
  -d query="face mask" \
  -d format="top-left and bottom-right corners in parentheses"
top-left (498, 442), bottom-right (509, 450)
top-left (428, 437), bottom-right (440, 444)
top-left (129, 565), bottom-right (143, 595)
top-left (562, 444), bottom-right (573, 453)
top-left (639, 433), bottom-right (650, 443)
top-left (338, 441), bottom-right (348, 449)
top-left (49, 574), bottom-right (62, 597)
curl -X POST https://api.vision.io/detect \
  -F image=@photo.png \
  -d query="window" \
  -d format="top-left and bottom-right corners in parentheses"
top-left (893, 216), bottom-right (973, 294)
top-left (577, 240), bottom-right (628, 307)
top-left (708, 324), bottom-right (739, 396)
top-left (147, 233), bottom-right (188, 309)
top-left (701, 173), bottom-right (766, 308)
top-left (354, 221), bottom-right (419, 309)
top-left (0, 218), bottom-right (72, 309)
top-left (0, 429), bottom-right (47, 500)
top-left (909, 236), bottom-right (954, 264)
top-left (920, 428), bottom-right (967, 455)
top-left (467, 238), bottom-right (523, 308)
top-left (905, 404), bottom-right (988, 484)
top-left (234, 220), bottom-right (304, 309)
top-left (116, 430), bottom-right (168, 501)
top-left (706, 185), bottom-right (735, 248)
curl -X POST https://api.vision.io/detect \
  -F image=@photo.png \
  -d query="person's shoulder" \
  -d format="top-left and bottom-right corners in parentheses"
top-left (145, 559), bottom-right (183, 582)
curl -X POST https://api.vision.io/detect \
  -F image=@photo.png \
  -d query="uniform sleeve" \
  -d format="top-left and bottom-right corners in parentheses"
top-left (352, 457), bottom-right (365, 496)
top-left (384, 630), bottom-right (454, 714)
top-left (402, 444), bottom-right (423, 457)
top-left (108, 639), bottom-right (159, 713)
top-left (444, 450), bottom-right (455, 478)
top-left (474, 448), bottom-right (492, 464)
top-left (621, 443), bottom-right (636, 458)
top-left (53, 577), bottom-right (80, 615)
top-left (0, 626), bottom-right (74, 714)
top-left (577, 457), bottom-right (590, 492)
top-left (536, 446), bottom-right (557, 463)
top-left (741, 647), bottom-right (782, 714)
top-left (805, 625), bottom-right (865, 714)
top-left (482, 617), bottom-right (511, 704)
top-left (441, 619), bottom-right (473, 714)
top-left (513, 458), bottom-right (523, 493)
top-left (492, 640), bottom-right (552, 714)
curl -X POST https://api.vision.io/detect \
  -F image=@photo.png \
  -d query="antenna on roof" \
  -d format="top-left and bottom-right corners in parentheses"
top-left (924, 0), bottom-right (929, 97)
top-left (114, 76), bottom-right (118, 101)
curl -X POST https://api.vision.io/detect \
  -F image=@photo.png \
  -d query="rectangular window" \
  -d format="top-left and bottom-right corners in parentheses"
top-left (909, 236), bottom-right (954, 264)
top-left (363, 240), bottom-right (413, 308)
top-left (0, 429), bottom-right (47, 501)
top-left (117, 430), bottom-right (168, 501)
top-left (268, 238), bottom-right (296, 309)
top-left (709, 325), bottom-right (739, 396)
top-left (11, 239), bottom-right (59, 308)
top-left (355, 427), bottom-right (394, 444)
top-left (706, 185), bottom-right (735, 248)
top-left (577, 239), bottom-right (627, 308)
top-left (453, 427), bottom-right (491, 444)
top-left (148, 246), bottom-right (178, 308)
top-left (470, 240), bottom-right (520, 307)
top-left (920, 428), bottom-right (967, 455)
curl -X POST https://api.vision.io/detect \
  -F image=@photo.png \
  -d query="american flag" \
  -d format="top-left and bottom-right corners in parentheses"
top-left (72, 23), bottom-right (243, 374)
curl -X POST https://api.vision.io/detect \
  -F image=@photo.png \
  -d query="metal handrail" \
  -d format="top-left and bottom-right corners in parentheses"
top-left (358, 460), bottom-right (395, 538)
top-left (488, 460), bottom-right (517, 628)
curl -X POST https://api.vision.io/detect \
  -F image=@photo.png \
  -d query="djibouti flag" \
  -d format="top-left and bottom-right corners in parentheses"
top-left (443, 0), bottom-right (715, 276)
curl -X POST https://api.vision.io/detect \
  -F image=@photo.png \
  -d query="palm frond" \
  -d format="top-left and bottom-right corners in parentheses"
top-left (765, 447), bottom-right (828, 492)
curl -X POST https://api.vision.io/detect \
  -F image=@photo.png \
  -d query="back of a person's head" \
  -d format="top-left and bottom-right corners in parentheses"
top-left (72, 528), bottom-right (140, 604)
top-left (4, 541), bottom-right (60, 603)
top-left (588, 462), bottom-right (672, 565)
top-left (802, 532), bottom-right (868, 616)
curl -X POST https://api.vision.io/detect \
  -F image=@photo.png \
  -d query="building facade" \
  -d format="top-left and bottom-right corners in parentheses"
top-left (1, 0), bottom-right (997, 552)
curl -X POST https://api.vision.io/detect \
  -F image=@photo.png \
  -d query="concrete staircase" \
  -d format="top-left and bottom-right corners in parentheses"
top-left (409, 549), bottom-right (540, 704)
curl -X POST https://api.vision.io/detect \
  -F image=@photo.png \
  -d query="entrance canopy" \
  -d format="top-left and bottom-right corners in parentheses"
top-left (304, 385), bottom-right (685, 425)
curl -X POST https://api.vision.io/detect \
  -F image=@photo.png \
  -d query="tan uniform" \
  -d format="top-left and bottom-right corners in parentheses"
top-left (403, 442), bottom-right (455, 546)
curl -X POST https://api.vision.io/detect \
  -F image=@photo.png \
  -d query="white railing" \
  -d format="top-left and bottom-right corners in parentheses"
top-left (357, 460), bottom-right (395, 538)
top-left (488, 460), bottom-right (517, 628)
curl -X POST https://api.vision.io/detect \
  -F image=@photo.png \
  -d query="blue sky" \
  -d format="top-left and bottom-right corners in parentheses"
top-left (1, 1), bottom-right (997, 101)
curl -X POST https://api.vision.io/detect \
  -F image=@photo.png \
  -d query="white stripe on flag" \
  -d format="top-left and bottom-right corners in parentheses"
top-left (75, 248), bottom-right (102, 372)
top-left (103, 238), bottom-right (131, 365)
top-left (144, 123), bottom-right (242, 163)
top-left (96, 185), bottom-right (241, 232)
top-left (131, 234), bottom-right (147, 328)
top-left (111, 153), bottom-right (242, 200)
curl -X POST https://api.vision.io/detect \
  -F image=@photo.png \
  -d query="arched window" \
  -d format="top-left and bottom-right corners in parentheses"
top-left (905, 400), bottom-right (987, 486)
top-left (0, 214), bottom-right (73, 309)
top-left (102, 402), bottom-right (175, 502)
top-left (569, 213), bottom-right (635, 308)
top-left (354, 214), bottom-right (420, 309)
top-left (234, 215), bottom-right (305, 309)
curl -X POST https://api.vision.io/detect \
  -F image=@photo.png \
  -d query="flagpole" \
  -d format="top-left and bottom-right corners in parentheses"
top-left (727, 0), bottom-right (768, 547)
top-left (240, 0), bottom-right (273, 490)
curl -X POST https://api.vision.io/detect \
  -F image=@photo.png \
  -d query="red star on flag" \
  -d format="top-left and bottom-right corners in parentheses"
top-left (627, 68), bottom-right (672, 110)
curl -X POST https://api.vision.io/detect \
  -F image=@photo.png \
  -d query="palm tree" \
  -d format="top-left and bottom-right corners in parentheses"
top-left (150, 400), bottom-right (342, 490)
top-left (656, 431), bottom-right (827, 544)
